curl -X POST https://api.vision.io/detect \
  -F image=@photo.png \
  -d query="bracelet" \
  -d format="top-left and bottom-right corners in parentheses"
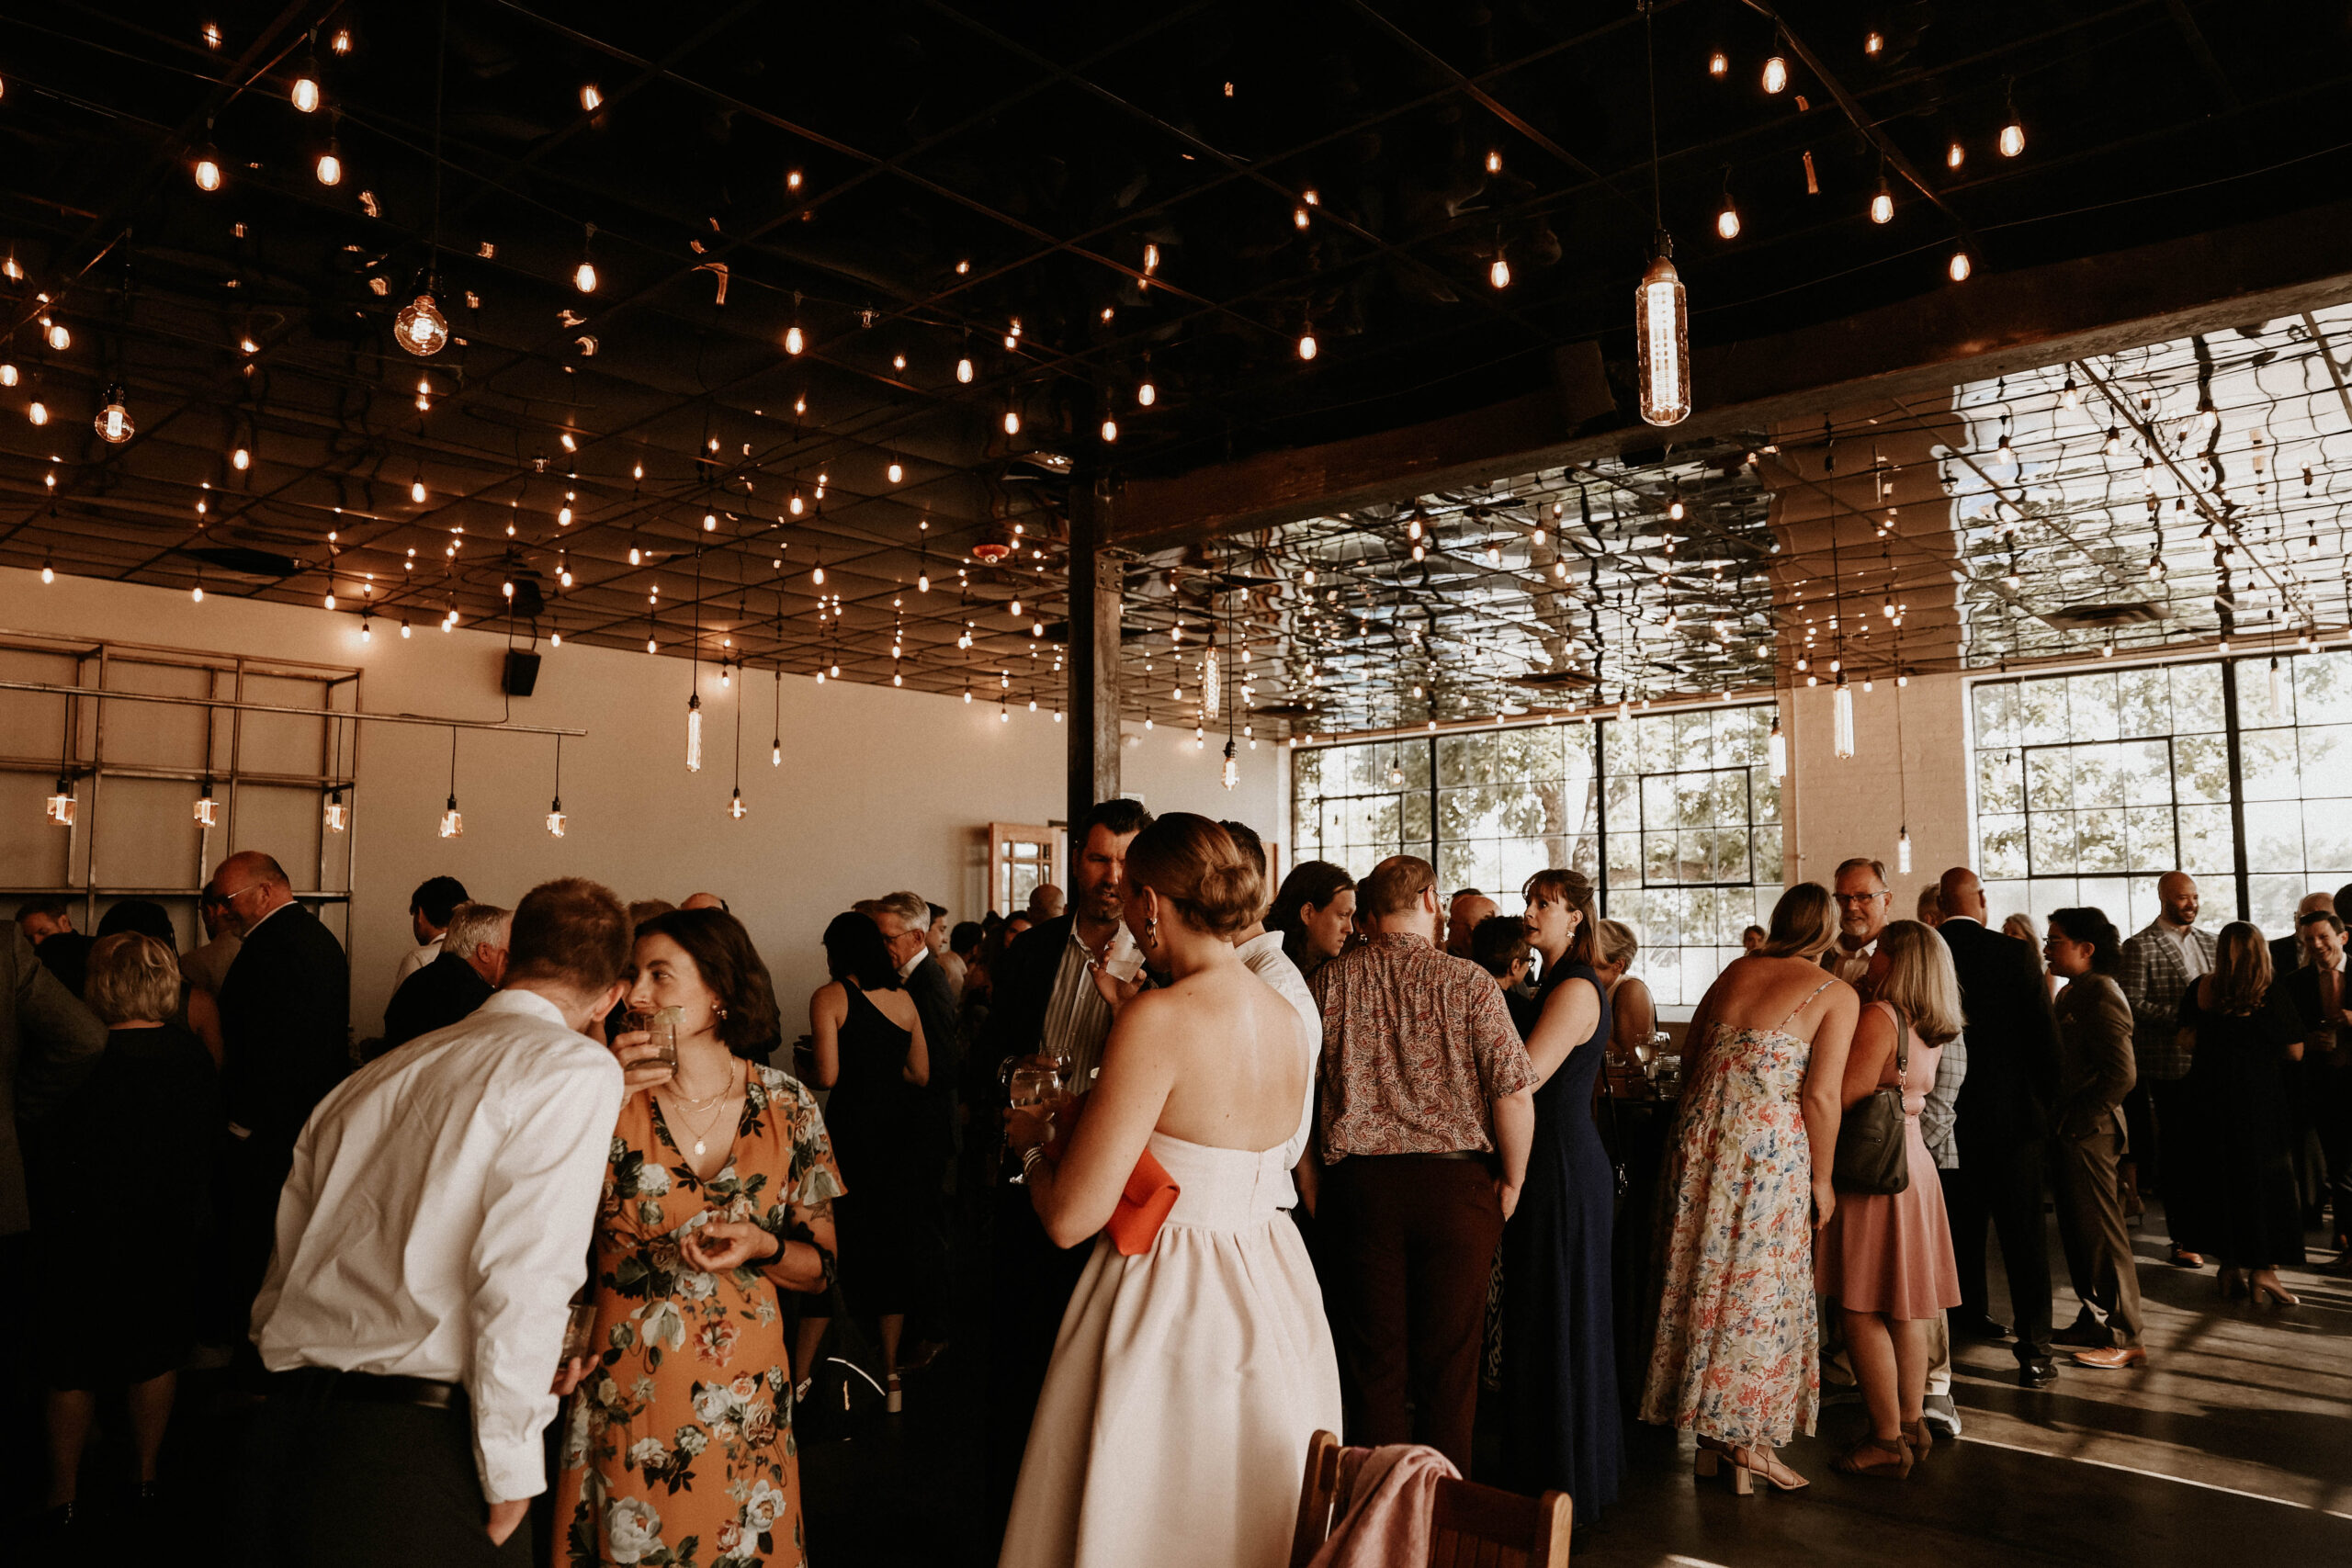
top-left (1021, 1143), bottom-right (1047, 1178)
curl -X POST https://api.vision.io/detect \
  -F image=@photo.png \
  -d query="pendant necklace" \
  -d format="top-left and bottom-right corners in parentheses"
top-left (665, 1062), bottom-right (740, 1157)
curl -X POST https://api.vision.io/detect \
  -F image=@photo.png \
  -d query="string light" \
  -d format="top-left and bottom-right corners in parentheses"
top-left (1866, 30), bottom-right (1884, 56)
top-left (1762, 54), bottom-right (1789, 94)
top-left (572, 223), bottom-right (598, 292)
top-left (956, 355), bottom-right (974, 383)
top-left (1297, 327), bottom-right (1317, 361)
top-left (195, 137), bottom-right (223, 192)
top-left (1998, 90), bottom-right (2026, 157)
top-left (291, 42), bottom-right (322, 112)
top-left (1870, 175), bottom-right (1894, 225)
top-left (1489, 252), bottom-right (1511, 288)
top-left (1948, 249), bottom-right (1973, 283)
top-left (1714, 182), bottom-right (1740, 241)
top-left (1946, 139), bottom-right (1965, 170)
top-left (315, 133), bottom-right (342, 186)
top-left (579, 83), bottom-right (603, 112)
top-left (1137, 379), bottom-right (1158, 407)
top-left (1708, 51), bottom-right (1727, 77)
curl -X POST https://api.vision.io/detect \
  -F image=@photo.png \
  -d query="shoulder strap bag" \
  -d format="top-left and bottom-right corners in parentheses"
top-left (1831, 1008), bottom-right (1911, 1195)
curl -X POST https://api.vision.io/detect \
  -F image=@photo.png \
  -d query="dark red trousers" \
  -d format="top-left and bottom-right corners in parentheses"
top-left (1320, 1154), bottom-right (1504, 1476)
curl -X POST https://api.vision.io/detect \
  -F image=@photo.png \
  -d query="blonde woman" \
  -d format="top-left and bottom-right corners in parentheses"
top-left (1815, 920), bottom-right (1965, 1479)
top-left (1640, 883), bottom-right (1860, 1493)
top-left (1590, 919), bottom-right (1657, 1069)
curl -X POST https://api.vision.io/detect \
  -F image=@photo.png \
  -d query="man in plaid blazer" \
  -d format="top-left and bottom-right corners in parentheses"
top-left (2115, 872), bottom-right (2219, 1268)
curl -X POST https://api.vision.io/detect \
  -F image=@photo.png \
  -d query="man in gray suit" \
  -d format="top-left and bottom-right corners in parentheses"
top-left (2116, 871), bottom-right (2220, 1269)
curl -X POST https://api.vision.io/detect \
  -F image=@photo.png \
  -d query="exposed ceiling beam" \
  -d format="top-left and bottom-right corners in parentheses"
top-left (1107, 193), bottom-right (2352, 552)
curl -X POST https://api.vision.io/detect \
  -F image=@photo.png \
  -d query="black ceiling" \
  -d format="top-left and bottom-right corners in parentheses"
top-left (2, 0), bottom-right (2346, 721)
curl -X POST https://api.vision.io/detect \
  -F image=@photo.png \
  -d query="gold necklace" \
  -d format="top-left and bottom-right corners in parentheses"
top-left (662, 1063), bottom-right (740, 1157)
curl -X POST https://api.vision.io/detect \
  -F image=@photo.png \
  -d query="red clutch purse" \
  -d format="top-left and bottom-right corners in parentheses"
top-left (1044, 1099), bottom-right (1182, 1256)
top-left (1105, 1146), bottom-right (1181, 1256)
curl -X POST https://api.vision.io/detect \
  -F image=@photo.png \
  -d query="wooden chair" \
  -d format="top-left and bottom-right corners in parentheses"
top-left (1289, 1429), bottom-right (1572, 1568)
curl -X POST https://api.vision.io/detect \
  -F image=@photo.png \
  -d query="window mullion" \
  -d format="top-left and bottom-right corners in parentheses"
top-left (2222, 658), bottom-right (2252, 922)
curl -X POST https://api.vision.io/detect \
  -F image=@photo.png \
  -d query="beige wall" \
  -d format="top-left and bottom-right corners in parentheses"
top-left (1779, 669), bottom-right (1973, 914)
top-left (0, 567), bottom-right (1286, 1037)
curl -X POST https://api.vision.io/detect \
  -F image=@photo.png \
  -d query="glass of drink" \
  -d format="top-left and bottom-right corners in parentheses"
top-left (631, 1006), bottom-right (683, 1067)
top-left (1000, 1056), bottom-right (1065, 1183)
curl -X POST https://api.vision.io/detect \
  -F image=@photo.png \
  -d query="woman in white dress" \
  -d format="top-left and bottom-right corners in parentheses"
top-left (1000, 813), bottom-right (1340, 1568)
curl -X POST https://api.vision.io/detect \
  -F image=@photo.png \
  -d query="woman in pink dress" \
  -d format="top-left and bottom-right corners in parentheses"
top-left (1815, 919), bottom-right (1964, 1479)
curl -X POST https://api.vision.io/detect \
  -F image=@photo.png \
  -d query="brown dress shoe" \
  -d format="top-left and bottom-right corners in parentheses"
top-left (2070, 1346), bottom-right (2148, 1370)
top-left (2168, 1245), bottom-right (2204, 1268)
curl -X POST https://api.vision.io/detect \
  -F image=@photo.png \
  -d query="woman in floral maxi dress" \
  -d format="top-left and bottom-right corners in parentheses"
top-left (1639, 883), bottom-right (1858, 1494)
top-left (558, 909), bottom-right (844, 1567)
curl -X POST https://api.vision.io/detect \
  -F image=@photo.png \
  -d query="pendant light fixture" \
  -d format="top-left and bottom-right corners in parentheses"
top-left (546, 735), bottom-right (567, 837)
top-left (1870, 174), bottom-right (1894, 225)
top-left (1832, 671), bottom-right (1856, 759)
top-left (439, 728), bottom-right (463, 837)
top-left (771, 666), bottom-right (784, 767)
top-left (727, 671), bottom-right (747, 819)
top-left (1636, 6), bottom-right (1691, 427)
top-left (194, 777), bottom-right (218, 827)
top-left (1997, 85), bottom-right (2026, 157)
top-left (46, 773), bottom-right (75, 827)
top-left (684, 550), bottom-right (704, 771)
top-left (572, 224), bottom-right (598, 292)
top-left (1768, 714), bottom-right (1787, 781)
top-left (95, 385), bottom-right (134, 443)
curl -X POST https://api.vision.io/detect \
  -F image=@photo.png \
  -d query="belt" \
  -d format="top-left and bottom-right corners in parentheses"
top-left (276, 1367), bottom-right (465, 1411)
top-left (1345, 1149), bottom-right (1491, 1164)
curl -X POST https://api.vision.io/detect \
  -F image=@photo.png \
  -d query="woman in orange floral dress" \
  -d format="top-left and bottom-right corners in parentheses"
top-left (557, 909), bottom-right (843, 1567)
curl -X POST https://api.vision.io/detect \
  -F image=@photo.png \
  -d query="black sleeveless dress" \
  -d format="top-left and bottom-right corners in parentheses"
top-left (825, 985), bottom-right (942, 1314)
top-left (1499, 960), bottom-right (1624, 1516)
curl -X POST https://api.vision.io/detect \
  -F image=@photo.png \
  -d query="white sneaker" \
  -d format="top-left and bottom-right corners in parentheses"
top-left (1921, 1393), bottom-right (1962, 1437)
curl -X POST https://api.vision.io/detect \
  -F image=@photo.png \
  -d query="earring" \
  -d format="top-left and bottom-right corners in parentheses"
top-left (1143, 914), bottom-right (1159, 946)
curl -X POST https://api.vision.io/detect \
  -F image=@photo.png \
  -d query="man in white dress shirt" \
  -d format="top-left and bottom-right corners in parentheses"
top-left (244, 876), bottom-right (634, 1565)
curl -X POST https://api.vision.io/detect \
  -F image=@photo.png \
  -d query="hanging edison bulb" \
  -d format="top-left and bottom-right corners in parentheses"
top-left (573, 225), bottom-right (598, 292)
top-left (94, 386), bottom-right (134, 444)
top-left (1137, 379), bottom-right (1158, 407)
top-left (395, 294), bottom-right (449, 356)
top-left (1870, 176), bottom-right (1894, 224)
top-left (1946, 139), bottom-right (1965, 170)
top-left (45, 321), bottom-right (70, 351)
top-left (1714, 189), bottom-right (1740, 241)
top-left (956, 355), bottom-right (974, 383)
top-left (232, 445), bottom-right (251, 471)
top-left (1762, 54), bottom-right (1789, 93)
top-left (1833, 672), bottom-right (1856, 759)
top-left (1221, 739), bottom-right (1238, 790)
top-left (439, 795), bottom-right (463, 838)
top-left (1948, 249), bottom-right (1973, 283)
top-left (1634, 234), bottom-right (1690, 427)
top-left (1489, 253), bottom-right (1511, 288)
top-left (1708, 51), bottom-right (1727, 77)
top-left (324, 790), bottom-right (348, 833)
top-left (1204, 649), bottom-right (1221, 720)
top-left (785, 323), bottom-right (804, 355)
top-left (1896, 824), bottom-right (1912, 874)
top-left (290, 43), bottom-right (322, 112)
top-left (579, 82), bottom-right (603, 111)
top-left (729, 787), bottom-right (747, 819)
top-left (546, 796), bottom-right (566, 837)
top-left (1100, 418), bottom-right (1118, 443)
top-left (685, 693), bottom-right (704, 771)
top-left (193, 782), bottom-right (219, 827)
top-left (195, 143), bottom-right (223, 191)
top-left (1769, 715), bottom-right (1787, 781)
top-left (315, 138), bottom-right (342, 186)
top-left (46, 777), bottom-right (75, 827)
top-left (1297, 328), bottom-right (1317, 361)
top-left (1998, 97), bottom-right (2026, 157)
top-left (887, 459), bottom-right (904, 483)
top-left (28, 399), bottom-right (48, 426)
top-left (1002, 409), bottom-right (1022, 435)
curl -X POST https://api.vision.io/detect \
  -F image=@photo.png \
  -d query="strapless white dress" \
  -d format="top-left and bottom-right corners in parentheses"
top-left (998, 1075), bottom-right (1340, 1568)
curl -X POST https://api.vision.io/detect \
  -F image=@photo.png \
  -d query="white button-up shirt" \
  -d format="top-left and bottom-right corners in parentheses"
top-left (393, 934), bottom-right (443, 989)
top-left (251, 987), bottom-right (624, 1503)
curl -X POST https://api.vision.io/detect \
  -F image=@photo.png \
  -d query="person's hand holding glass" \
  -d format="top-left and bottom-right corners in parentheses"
top-left (609, 1004), bottom-right (682, 1099)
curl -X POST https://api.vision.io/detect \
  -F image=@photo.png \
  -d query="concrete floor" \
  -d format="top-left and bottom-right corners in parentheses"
top-left (12, 1209), bottom-right (2346, 1565)
top-left (1574, 1228), bottom-right (2352, 1568)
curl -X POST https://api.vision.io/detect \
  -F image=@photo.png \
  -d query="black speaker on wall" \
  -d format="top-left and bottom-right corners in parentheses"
top-left (503, 649), bottom-right (542, 697)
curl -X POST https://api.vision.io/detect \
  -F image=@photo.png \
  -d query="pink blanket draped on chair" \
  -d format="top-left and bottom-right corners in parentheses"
top-left (1306, 1444), bottom-right (1459, 1568)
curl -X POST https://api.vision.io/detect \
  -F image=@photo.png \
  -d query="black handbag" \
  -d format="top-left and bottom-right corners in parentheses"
top-left (1831, 1012), bottom-right (1911, 1195)
top-left (793, 1280), bottom-right (888, 1444)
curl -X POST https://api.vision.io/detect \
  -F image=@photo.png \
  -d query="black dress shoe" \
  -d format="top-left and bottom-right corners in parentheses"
top-left (2019, 1356), bottom-right (2060, 1387)
top-left (1952, 1313), bottom-right (2012, 1341)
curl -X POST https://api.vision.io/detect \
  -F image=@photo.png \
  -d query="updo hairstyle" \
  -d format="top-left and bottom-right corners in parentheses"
top-left (1124, 812), bottom-right (1264, 939)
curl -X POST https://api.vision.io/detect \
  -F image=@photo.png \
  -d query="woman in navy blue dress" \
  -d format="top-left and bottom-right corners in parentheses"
top-left (1500, 868), bottom-right (1623, 1519)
